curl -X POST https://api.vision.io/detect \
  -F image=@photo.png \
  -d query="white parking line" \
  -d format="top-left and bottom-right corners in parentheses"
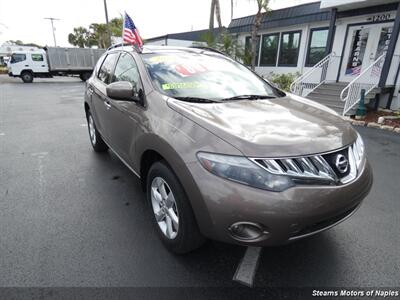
top-left (233, 246), bottom-right (262, 287)
top-left (0, 133), bottom-right (5, 136)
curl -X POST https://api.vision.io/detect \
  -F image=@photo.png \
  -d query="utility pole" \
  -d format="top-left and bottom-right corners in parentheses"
top-left (44, 17), bottom-right (60, 47)
top-left (103, 0), bottom-right (112, 47)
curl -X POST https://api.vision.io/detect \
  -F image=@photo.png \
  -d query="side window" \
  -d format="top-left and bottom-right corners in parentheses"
top-left (112, 53), bottom-right (141, 89)
top-left (278, 31), bottom-right (301, 66)
top-left (10, 54), bottom-right (26, 63)
top-left (97, 53), bottom-right (119, 84)
top-left (245, 36), bottom-right (260, 66)
top-left (306, 28), bottom-right (329, 66)
top-left (31, 54), bottom-right (44, 61)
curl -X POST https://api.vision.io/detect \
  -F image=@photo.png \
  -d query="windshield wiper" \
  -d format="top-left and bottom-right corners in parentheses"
top-left (221, 94), bottom-right (276, 101)
top-left (172, 96), bottom-right (221, 103)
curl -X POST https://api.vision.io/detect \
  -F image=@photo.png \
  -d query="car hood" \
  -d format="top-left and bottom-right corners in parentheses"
top-left (167, 93), bottom-right (357, 157)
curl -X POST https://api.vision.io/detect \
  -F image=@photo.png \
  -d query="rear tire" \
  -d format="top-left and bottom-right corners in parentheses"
top-left (21, 71), bottom-right (33, 83)
top-left (80, 72), bottom-right (92, 82)
top-left (86, 110), bottom-right (108, 152)
top-left (147, 161), bottom-right (205, 254)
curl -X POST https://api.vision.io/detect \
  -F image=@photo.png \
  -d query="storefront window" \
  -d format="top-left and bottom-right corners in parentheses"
top-left (260, 33), bottom-right (279, 66)
top-left (245, 36), bottom-right (260, 66)
top-left (278, 31), bottom-right (301, 66)
top-left (306, 28), bottom-right (328, 66)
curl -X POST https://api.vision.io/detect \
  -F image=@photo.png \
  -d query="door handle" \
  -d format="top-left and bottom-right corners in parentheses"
top-left (41, 65), bottom-right (45, 67)
top-left (104, 100), bottom-right (111, 110)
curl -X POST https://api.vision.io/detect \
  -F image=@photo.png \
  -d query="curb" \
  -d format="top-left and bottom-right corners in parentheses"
top-left (343, 117), bottom-right (400, 133)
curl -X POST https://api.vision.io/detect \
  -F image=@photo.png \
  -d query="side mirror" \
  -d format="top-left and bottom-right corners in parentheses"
top-left (106, 81), bottom-right (143, 103)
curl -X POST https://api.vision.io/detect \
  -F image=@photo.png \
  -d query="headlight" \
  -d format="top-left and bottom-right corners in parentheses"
top-left (353, 133), bottom-right (365, 169)
top-left (197, 152), bottom-right (295, 192)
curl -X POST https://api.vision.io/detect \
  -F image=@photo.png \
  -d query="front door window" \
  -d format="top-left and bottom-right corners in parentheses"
top-left (340, 22), bottom-right (394, 82)
top-left (345, 28), bottom-right (369, 76)
top-left (375, 26), bottom-right (393, 59)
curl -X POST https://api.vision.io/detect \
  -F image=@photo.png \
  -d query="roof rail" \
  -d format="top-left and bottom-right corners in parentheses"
top-left (189, 46), bottom-right (225, 55)
top-left (107, 43), bottom-right (132, 51)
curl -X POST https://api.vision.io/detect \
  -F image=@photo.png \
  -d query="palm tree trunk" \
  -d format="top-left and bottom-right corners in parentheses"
top-left (251, 9), bottom-right (262, 70)
top-left (215, 0), bottom-right (222, 28)
top-left (231, 0), bottom-right (234, 21)
top-left (209, 0), bottom-right (215, 30)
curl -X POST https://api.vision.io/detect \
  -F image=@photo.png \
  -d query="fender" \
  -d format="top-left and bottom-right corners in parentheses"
top-left (135, 133), bottom-right (214, 238)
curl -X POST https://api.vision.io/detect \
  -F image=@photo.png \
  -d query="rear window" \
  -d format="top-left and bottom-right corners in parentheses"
top-left (10, 54), bottom-right (26, 63)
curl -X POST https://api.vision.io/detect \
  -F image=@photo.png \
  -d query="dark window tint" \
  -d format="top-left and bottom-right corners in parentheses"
top-left (306, 28), bottom-right (328, 65)
top-left (112, 53), bottom-right (141, 88)
top-left (31, 54), bottom-right (44, 61)
top-left (97, 53), bottom-right (119, 84)
top-left (279, 31), bottom-right (301, 66)
top-left (245, 36), bottom-right (260, 66)
top-left (10, 53), bottom-right (26, 63)
top-left (260, 33), bottom-right (279, 66)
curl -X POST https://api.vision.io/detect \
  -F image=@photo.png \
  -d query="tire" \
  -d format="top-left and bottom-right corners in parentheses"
top-left (86, 110), bottom-right (108, 152)
top-left (80, 72), bottom-right (92, 82)
top-left (21, 71), bottom-right (33, 83)
top-left (147, 161), bottom-right (205, 254)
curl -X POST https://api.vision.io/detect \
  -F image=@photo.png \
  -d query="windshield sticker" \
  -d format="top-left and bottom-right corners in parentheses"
top-left (162, 82), bottom-right (206, 90)
top-left (175, 63), bottom-right (208, 77)
top-left (149, 56), bottom-right (175, 63)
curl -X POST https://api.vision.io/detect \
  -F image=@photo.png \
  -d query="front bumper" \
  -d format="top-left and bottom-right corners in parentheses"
top-left (187, 158), bottom-right (373, 246)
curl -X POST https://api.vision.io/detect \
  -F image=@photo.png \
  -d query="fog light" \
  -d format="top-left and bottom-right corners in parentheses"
top-left (228, 222), bottom-right (266, 241)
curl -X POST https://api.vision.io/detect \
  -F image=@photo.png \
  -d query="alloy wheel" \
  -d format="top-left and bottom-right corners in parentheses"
top-left (150, 177), bottom-right (179, 239)
top-left (88, 115), bottom-right (96, 145)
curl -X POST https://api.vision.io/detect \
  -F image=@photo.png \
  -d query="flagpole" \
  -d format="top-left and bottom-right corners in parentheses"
top-left (121, 12), bottom-right (125, 47)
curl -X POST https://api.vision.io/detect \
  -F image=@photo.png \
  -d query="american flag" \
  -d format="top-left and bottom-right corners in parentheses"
top-left (123, 12), bottom-right (143, 48)
top-left (351, 66), bottom-right (361, 75)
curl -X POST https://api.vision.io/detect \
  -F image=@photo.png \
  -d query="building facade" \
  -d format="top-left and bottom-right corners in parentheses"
top-left (229, 0), bottom-right (400, 113)
top-left (145, 28), bottom-right (223, 47)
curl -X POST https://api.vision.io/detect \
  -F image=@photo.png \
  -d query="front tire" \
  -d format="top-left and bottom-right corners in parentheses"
top-left (86, 110), bottom-right (108, 152)
top-left (147, 161), bottom-right (205, 254)
top-left (21, 71), bottom-right (33, 83)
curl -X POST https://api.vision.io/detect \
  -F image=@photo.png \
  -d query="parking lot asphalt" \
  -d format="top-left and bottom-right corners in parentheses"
top-left (0, 75), bottom-right (399, 290)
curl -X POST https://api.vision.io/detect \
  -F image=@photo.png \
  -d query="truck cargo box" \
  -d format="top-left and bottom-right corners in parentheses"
top-left (45, 47), bottom-right (105, 72)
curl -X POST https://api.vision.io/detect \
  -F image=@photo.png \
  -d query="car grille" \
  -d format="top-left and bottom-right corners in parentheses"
top-left (251, 139), bottom-right (364, 185)
top-left (289, 204), bottom-right (360, 240)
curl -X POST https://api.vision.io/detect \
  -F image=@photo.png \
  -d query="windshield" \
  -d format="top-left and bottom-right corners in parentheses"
top-left (142, 51), bottom-right (283, 101)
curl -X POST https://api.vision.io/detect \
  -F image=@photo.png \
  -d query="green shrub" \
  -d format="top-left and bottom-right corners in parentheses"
top-left (267, 72), bottom-right (300, 92)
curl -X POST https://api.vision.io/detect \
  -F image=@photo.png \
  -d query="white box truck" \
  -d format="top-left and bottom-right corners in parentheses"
top-left (7, 47), bottom-right (105, 83)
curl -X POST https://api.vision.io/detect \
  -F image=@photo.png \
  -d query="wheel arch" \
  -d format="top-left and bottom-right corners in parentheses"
top-left (20, 69), bottom-right (34, 75)
top-left (136, 134), bottom-right (213, 237)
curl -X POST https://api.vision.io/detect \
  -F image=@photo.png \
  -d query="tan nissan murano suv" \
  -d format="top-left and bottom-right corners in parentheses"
top-left (84, 45), bottom-right (373, 253)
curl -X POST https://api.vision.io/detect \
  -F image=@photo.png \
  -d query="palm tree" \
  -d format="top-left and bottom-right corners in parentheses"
top-left (68, 26), bottom-right (92, 48)
top-left (250, 0), bottom-right (270, 70)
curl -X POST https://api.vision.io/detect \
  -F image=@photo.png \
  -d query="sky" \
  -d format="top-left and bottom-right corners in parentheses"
top-left (0, 0), bottom-right (315, 47)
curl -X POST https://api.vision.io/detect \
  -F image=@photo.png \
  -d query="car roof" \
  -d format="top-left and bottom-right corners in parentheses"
top-left (107, 44), bottom-right (224, 56)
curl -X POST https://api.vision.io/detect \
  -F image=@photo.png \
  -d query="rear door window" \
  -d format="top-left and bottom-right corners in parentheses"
top-left (31, 54), bottom-right (44, 61)
top-left (97, 53), bottom-right (119, 84)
